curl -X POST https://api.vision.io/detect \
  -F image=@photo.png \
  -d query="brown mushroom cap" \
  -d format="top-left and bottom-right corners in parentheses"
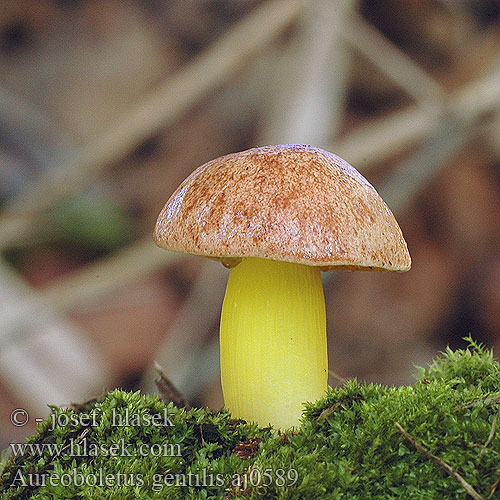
top-left (154, 144), bottom-right (411, 271)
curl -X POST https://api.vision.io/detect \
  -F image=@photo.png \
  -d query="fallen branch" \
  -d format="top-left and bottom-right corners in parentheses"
top-left (395, 422), bottom-right (485, 500)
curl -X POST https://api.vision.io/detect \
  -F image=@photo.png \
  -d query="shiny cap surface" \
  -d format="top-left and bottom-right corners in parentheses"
top-left (154, 144), bottom-right (411, 271)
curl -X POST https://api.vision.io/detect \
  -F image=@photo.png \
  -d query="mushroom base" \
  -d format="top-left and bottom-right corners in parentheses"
top-left (220, 257), bottom-right (328, 429)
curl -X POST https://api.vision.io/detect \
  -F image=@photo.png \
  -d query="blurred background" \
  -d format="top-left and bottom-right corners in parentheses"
top-left (0, 0), bottom-right (499, 448)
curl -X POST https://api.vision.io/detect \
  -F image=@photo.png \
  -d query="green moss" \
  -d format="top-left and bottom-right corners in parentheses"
top-left (1, 340), bottom-right (500, 499)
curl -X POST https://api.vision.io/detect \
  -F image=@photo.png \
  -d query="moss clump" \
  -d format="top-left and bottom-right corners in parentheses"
top-left (1, 340), bottom-right (500, 499)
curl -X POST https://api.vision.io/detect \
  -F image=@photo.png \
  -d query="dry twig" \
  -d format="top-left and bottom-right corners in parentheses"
top-left (328, 369), bottom-right (349, 384)
top-left (395, 422), bottom-right (485, 500)
top-left (461, 395), bottom-right (500, 409)
top-left (154, 361), bottom-right (191, 409)
top-left (480, 416), bottom-right (497, 457)
top-left (338, 15), bottom-right (445, 106)
top-left (489, 472), bottom-right (500, 498)
top-left (316, 402), bottom-right (342, 422)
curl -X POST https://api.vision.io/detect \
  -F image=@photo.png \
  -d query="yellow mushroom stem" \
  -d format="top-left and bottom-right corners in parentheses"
top-left (220, 257), bottom-right (328, 429)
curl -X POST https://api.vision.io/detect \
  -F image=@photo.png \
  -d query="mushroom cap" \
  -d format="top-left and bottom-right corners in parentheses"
top-left (154, 144), bottom-right (411, 271)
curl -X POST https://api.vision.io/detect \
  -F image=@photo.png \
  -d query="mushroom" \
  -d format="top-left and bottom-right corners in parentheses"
top-left (154, 144), bottom-right (411, 429)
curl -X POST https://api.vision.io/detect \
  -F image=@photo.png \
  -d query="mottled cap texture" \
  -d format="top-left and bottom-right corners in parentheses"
top-left (154, 144), bottom-right (411, 271)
